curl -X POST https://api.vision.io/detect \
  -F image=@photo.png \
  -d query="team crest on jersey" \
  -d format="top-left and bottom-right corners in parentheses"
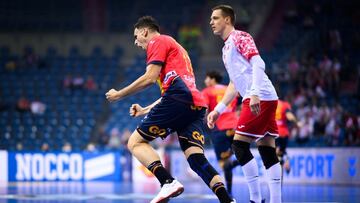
top-left (164, 71), bottom-right (177, 83)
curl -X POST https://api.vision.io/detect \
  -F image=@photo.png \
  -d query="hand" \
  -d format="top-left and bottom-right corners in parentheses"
top-left (249, 95), bottom-right (261, 115)
top-left (105, 89), bottom-right (121, 102)
top-left (129, 104), bottom-right (145, 117)
top-left (207, 110), bottom-right (220, 129)
top-left (296, 121), bottom-right (303, 128)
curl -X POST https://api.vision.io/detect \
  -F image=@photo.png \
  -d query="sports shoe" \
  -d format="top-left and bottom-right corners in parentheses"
top-left (150, 180), bottom-right (184, 203)
top-left (250, 199), bottom-right (265, 203)
top-left (230, 199), bottom-right (237, 203)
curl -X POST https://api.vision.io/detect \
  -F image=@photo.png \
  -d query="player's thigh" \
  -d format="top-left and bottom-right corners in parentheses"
top-left (137, 97), bottom-right (184, 141)
top-left (177, 109), bottom-right (207, 154)
top-left (236, 99), bottom-right (278, 139)
top-left (234, 133), bottom-right (255, 143)
top-left (256, 135), bottom-right (276, 147)
top-left (127, 129), bottom-right (150, 149)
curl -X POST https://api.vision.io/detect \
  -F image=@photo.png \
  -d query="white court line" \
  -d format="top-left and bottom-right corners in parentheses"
top-left (0, 194), bottom-right (343, 202)
top-left (0, 193), bottom-right (218, 200)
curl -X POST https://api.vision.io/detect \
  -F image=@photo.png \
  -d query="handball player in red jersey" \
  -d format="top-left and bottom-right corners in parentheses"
top-left (106, 16), bottom-right (235, 203)
top-left (202, 70), bottom-right (240, 195)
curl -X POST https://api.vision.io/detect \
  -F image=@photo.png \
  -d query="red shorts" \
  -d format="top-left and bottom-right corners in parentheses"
top-left (236, 99), bottom-right (279, 139)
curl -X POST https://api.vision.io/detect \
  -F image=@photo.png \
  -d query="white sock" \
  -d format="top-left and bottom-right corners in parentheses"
top-left (266, 162), bottom-right (282, 203)
top-left (242, 158), bottom-right (261, 202)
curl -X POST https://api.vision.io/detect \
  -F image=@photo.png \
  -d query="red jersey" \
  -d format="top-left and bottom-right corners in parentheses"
top-left (146, 35), bottom-right (206, 107)
top-left (202, 84), bottom-right (238, 130)
top-left (275, 100), bottom-right (291, 137)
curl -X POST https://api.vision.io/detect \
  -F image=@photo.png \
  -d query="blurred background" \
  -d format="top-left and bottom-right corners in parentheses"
top-left (0, 0), bottom-right (359, 202)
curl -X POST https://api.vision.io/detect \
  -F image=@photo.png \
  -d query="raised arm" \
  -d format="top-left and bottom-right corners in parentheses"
top-left (105, 64), bottom-right (161, 102)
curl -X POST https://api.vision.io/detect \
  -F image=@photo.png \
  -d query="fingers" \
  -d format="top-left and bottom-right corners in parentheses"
top-left (208, 122), bottom-right (214, 129)
top-left (207, 114), bottom-right (215, 129)
top-left (129, 104), bottom-right (137, 117)
top-left (250, 103), bottom-right (261, 115)
top-left (105, 89), bottom-right (118, 102)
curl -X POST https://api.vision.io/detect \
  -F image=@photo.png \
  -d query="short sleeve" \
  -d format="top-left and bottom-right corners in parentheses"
top-left (233, 31), bottom-right (259, 60)
top-left (146, 37), bottom-right (167, 66)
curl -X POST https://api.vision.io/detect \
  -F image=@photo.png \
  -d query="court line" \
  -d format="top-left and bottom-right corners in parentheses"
top-left (0, 193), bottom-right (218, 200)
top-left (0, 194), bottom-right (343, 203)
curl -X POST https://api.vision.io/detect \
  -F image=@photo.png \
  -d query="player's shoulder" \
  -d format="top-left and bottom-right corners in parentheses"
top-left (232, 30), bottom-right (252, 40)
top-left (150, 35), bottom-right (170, 44)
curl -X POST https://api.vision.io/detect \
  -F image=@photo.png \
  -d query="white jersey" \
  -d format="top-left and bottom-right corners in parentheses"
top-left (222, 30), bottom-right (278, 101)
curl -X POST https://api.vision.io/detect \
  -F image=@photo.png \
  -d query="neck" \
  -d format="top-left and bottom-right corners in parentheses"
top-left (148, 32), bottom-right (160, 42)
top-left (221, 26), bottom-right (235, 40)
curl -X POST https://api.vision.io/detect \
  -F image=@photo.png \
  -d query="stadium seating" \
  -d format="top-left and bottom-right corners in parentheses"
top-left (0, 46), bottom-right (120, 151)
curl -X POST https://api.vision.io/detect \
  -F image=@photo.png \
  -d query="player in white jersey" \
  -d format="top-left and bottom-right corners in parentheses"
top-left (207, 5), bottom-right (282, 203)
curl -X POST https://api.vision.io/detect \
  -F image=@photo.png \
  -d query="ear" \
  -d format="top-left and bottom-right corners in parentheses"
top-left (144, 28), bottom-right (149, 38)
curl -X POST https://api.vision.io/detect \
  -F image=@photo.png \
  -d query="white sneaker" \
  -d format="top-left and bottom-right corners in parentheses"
top-left (231, 199), bottom-right (237, 203)
top-left (150, 180), bottom-right (184, 203)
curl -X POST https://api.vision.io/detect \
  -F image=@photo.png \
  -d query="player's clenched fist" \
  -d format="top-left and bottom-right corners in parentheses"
top-left (207, 110), bottom-right (220, 129)
top-left (129, 104), bottom-right (144, 117)
top-left (105, 89), bottom-right (120, 102)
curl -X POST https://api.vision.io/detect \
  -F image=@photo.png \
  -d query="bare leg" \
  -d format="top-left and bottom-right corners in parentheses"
top-left (127, 130), bottom-right (161, 166)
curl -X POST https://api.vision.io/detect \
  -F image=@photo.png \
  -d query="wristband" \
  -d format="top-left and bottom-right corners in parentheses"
top-left (214, 102), bottom-right (227, 114)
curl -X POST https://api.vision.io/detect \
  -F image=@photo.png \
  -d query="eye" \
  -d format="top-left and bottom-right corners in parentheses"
top-left (134, 35), bottom-right (137, 40)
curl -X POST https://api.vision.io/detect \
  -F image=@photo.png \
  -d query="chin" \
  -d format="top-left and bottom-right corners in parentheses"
top-left (213, 30), bottom-right (221, 36)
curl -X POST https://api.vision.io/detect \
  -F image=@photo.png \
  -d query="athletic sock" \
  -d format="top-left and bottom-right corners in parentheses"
top-left (242, 158), bottom-right (261, 202)
top-left (147, 160), bottom-right (174, 186)
top-left (212, 182), bottom-right (233, 203)
top-left (266, 162), bottom-right (282, 203)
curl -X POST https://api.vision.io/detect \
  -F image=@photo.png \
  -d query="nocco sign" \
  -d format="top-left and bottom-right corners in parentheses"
top-left (15, 153), bottom-right (83, 181)
top-left (7, 152), bottom-right (120, 181)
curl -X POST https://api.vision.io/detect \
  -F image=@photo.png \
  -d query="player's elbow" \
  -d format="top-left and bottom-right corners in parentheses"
top-left (148, 77), bottom-right (158, 84)
top-left (250, 55), bottom-right (266, 71)
top-left (144, 74), bottom-right (158, 84)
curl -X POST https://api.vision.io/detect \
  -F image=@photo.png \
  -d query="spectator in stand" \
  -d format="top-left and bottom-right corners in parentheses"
top-left (107, 127), bottom-right (121, 149)
top-left (62, 142), bottom-right (72, 152)
top-left (16, 97), bottom-right (31, 112)
top-left (86, 142), bottom-right (97, 152)
top-left (85, 76), bottom-right (97, 91)
top-left (72, 75), bottom-right (84, 89)
top-left (41, 143), bottom-right (50, 152)
top-left (22, 47), bottom-right (38, 68)
top-left (16, 143), bottom-right (23, 151)
top-left (5, 60), bottom-right (17, 71)
top-left (287, 55), bottom-right (300, 80)
top-left (296, 112), bottom-right (314, 145)
top-left (30, 100), bottom-right (46, 115)
top-left (63, 75), bottom-right (73, 89)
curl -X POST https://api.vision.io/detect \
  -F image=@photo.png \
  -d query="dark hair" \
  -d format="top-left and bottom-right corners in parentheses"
top-left (212, 5), bottom-right (236, 25)
top-left (134, 16), bottom-right (160, 32)
top-left (206, 71), bottom-right (223, 83)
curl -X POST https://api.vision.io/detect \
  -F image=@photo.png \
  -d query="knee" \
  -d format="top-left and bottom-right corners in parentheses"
top-left (127, 130), bottom-right (149, 153)
top-left (231, 140), bottom-right (253, 166)
top-left (187, 153), bottom-right (219, 186)
top-left (258, 145), bottom-right (279, 169)
top-left (126, 139), bottom-right (136, 153)
top-left (127, 136), bottom-right (141, 153)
